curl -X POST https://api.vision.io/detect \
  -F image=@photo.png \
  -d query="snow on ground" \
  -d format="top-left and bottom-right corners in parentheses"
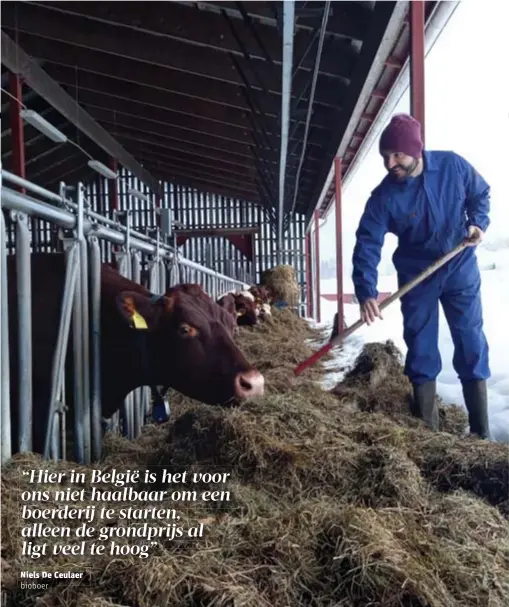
top-left (310, 246), bottom-right (509, 443)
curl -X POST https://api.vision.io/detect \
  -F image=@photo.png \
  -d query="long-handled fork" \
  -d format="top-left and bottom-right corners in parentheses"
top-left (294, 239), bottom-right (471, 376)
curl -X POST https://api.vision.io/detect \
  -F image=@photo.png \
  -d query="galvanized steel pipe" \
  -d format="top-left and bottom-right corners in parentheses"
top-left (78, 185), bottom-right (92, 464)
top-left (43, 243), bottom-right (79, 460)
top-left (116, 251), bottom-right (134, 441)
top-left (149, 258), bottom-right (161, 294)
top-left (69, 246), bottom-right (85, 462)
top-left (158, 259), bottom-right (167, 293)
top-left (0, 208), bottom-right (12, 464)
top-left (278, 0), bottom-right (295, 262)
top-left (131, 251), bottom-right (147, 439)
top-left (2, 186), bottom-right (245, 285)
top-left (289, 1), bottom-right (331, 218)
top-left (14, 212), bottom-right (33, 452)
top-left (2, 177), bottom-right (251, 463)
top-left (2, 169), bottom-right (64, 204)
top-left (4, 187), bottom-right (78, 230)
top-left (89, 236), bottom-right (103, 462)
top-left (3, 169), bottom-right (144, 238)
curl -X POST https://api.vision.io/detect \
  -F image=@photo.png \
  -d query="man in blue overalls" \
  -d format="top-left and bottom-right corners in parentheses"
top-left (351, 113), bottom-right (491, 439)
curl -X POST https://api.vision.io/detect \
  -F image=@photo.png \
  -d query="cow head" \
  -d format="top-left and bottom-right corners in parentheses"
top-left (217, 291), bottom-right (258, 327)
top-left (116, 283), bottom-right (264, 405)
top-left (248, 286), bottom-right (273, 321)
top-left (234, 292), bottom-right (259, 326)
top-left (249, 285), bottom-right (272, 305)
top-left (259, 303), bottom-right (272, 319)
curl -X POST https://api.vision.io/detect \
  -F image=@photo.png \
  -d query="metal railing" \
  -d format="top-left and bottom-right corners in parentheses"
top-left (1, 170), bottom-right (247, 465)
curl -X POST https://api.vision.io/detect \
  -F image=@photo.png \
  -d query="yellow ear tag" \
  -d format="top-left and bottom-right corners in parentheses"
top-left (236, 310), bottom-right (245, 317)
top-left (131, 310), bottom-right (148, 329)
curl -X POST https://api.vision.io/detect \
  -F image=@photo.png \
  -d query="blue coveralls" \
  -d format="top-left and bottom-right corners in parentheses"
top-left (352, 150), bottom-right (491, 385)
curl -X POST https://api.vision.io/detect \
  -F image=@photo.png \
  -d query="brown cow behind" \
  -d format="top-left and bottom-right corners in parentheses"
top-left (234, 292), bottom-right (259, 326)
top-left (249, 285), bottom-right (272, 305)
top-left (216, 293), bottom-right (236, 318)
top-left (248, 285), bottom-right (273, 320)
top-left (7, 254), bottom-right (264, 456)
top-left (217, 291), bottom-right (259, 326)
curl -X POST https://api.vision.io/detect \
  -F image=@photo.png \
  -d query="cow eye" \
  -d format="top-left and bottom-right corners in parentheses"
top-left (178, 323), bottom-right (198, 338)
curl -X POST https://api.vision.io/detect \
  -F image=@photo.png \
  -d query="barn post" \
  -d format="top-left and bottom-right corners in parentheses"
top-left (305, 230), bottom-right (312, 318)
top-left (314, 210), bottom-right (321, 323)
top-left (334, 156), bottom-right (344, 331)
top-left (9, 72), bottom-right (25, 192)
top-left (410, 0), bottom-right (426, 141)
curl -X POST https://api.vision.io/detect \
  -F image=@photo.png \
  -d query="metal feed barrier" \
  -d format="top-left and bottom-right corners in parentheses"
top-left (0, 169), bottom-right (247, 466)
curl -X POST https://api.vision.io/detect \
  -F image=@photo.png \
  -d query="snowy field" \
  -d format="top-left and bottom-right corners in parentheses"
top-left (309, 245), bottom-right (509, 443)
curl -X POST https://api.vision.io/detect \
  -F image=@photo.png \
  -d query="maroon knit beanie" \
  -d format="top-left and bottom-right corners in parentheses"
top-left (379, 114), bottom-right (423, 158)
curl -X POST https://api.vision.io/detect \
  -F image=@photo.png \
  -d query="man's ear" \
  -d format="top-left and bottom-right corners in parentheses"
top-left (116, 292), bottom-right (175, 329)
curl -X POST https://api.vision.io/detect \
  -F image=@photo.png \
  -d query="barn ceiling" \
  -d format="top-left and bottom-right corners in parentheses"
top-left (1, 1), bottom-right (437, 231)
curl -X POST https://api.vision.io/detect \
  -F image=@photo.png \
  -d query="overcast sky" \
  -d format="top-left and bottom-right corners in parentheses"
top-left (318, 0), bottom-right (509, 274)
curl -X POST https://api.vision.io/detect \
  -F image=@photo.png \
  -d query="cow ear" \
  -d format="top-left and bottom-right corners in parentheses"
top-left (116, 291), bottom-right (169, 329)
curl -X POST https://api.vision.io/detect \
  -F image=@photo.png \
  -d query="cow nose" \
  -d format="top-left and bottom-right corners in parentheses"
top-left (234, 369), bottom-right (265, 400)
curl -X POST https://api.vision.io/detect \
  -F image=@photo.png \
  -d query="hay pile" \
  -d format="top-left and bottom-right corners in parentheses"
top-left (331, 340), bottom-right (471, 435)
top-left (2, 309), bottom-right (509, 607)
top-left (261, 265), bottom-right (300, 307)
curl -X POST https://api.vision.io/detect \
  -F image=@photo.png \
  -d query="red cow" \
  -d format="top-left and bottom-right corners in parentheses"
top-left (217, 291), bottom-right (258, 326)
top-left (217, 293), bottom-right (237, 318)
top-left (234, 292), bottom-right (259, 326)
top-left (7, 254), bottom-right (265, 455)
top-left (247, 286), bottom-right (273, 320)
top-left (249, 285), bottom-right (272, 305)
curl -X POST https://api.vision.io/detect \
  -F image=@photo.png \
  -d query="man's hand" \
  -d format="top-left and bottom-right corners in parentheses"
top-left (360, 298), bottom-right (383, 326)
top-left (466, 225), bottom-right (484, 246)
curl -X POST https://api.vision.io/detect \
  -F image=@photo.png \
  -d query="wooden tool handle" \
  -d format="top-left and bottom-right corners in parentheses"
top-left (294, 239), bottom-right (469, 376)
